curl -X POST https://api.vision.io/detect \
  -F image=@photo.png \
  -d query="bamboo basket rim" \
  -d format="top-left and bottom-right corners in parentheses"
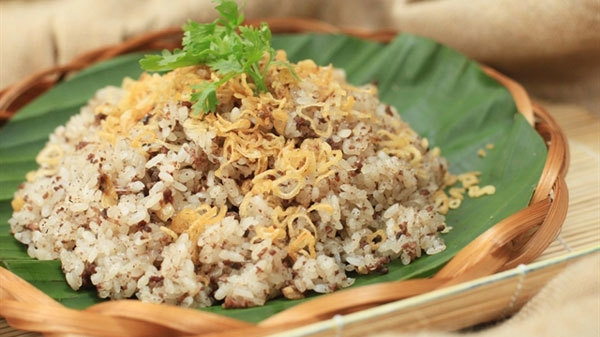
top-left (0, 17), bottom-right (570, 337)
top-left (272, 247), bottom-right (599, 337)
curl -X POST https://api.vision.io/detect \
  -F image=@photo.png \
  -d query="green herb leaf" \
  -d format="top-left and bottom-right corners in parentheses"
top-left (139, 0), bottom-right (283, 114)
top-left (138, 49), bottom-right (203, 71)
top-left (214, 0), bottom-right (244, 28)
top-left (191, 82), bottom-right (219, 114)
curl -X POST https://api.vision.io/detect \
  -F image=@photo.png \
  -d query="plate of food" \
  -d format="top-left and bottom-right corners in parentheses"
top-left (0, 1), bottom-right (568, 336)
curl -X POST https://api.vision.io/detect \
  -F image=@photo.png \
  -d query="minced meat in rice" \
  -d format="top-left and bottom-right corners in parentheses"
top-left (9, 50), bottom-right (451, 308)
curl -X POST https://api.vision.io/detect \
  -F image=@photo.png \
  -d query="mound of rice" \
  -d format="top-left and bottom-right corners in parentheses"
top-left (9, 50), bottom-right (452, 308)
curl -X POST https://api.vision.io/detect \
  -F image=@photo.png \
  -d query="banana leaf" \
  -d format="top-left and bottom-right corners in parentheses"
top-left (0, 33), bottom-right (546, 323)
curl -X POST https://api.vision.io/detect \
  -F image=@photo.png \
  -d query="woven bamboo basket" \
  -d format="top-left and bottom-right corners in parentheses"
top-left (0, 18), bottom-right (570, 337)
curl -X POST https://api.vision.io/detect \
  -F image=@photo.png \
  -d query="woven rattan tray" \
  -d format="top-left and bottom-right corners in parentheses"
top-left (0, 18), bottom-right (570, 337)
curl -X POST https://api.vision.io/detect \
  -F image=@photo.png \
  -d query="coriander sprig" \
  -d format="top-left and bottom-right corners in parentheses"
top-left (139, 0), bottom-right (285, 114)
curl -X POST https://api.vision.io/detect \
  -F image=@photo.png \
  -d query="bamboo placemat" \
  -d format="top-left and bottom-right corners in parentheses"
top-left (1, 97), bottom-right (597, 336)
top-left (536, 101), bottom-right (599, 261)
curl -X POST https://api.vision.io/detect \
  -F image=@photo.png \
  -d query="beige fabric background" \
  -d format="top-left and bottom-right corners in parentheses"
top-left (1, 0), bottom-right (599, 113)
top-left (0, 1), bottom-right (598, 337)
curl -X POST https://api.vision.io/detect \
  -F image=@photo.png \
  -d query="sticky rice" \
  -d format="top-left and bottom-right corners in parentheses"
top-left (10, 50), bottom-right (451, 308)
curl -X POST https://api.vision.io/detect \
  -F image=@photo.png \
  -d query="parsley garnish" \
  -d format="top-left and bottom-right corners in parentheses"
top-left (139, 0), bottom-right (285, 114)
